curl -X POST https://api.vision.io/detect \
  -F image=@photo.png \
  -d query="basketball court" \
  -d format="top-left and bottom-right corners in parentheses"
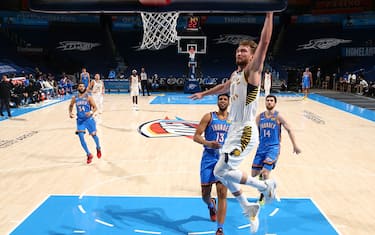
top-left (1, 92), bottom-right (375, 235)
top-left (1, 0), bottom-right (374, 235)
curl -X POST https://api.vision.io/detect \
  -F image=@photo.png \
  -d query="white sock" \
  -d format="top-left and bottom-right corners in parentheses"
top-left (235, 194), bottom-right (250, 211)
top-left (246, 176), bottom-right (267, 191)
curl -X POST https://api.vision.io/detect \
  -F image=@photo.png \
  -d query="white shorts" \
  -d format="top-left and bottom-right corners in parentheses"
top-left (220, 122), bottom-right (259, 169)
top-left (130, 85), bottom-right (139, 96)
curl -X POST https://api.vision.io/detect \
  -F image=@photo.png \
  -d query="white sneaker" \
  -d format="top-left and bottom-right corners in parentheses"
top-left (260, 179), bottom-right (277, 204)
top-left (243, 203), bottom-right (260, 234)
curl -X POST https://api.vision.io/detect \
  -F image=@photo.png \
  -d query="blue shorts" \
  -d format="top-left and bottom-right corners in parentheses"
top-left (76, 117), bottom-right (97, 135)
top-left (200, 149), bottom-right (220, 185)
top-left (252, 145), bottom-right (280, 171)
top-left (302, 78), bottom-right (311, 89)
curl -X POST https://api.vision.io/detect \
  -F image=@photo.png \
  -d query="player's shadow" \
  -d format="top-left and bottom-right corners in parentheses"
top-left (101, 205), bottom-right (207, 234)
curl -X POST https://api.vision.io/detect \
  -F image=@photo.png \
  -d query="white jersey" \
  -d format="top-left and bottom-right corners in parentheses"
top-left (130, 75), bottom-right (139, 96)
top-left (264, 72), bottom-right (272, 96)
top-left (228, 71), bottom-right (260, 124)
top-left (92, 80), bottom-right (103, 94)
top-left (222, 71), bottom-right (260, 168)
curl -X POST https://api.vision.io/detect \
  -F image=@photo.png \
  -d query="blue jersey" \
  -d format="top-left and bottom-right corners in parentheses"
top-left (75, 94), bottom-right (91, 121)
top-left (258, 111), bottom-right (281, 147)
top-left (302, 73), bottom-right (311, 88)
top-left (200, 112), bottom-right (230, 185)
top-left (81, 73), bottom-right (90, 88)
top-left (203, 112), bottom-right (230, 158)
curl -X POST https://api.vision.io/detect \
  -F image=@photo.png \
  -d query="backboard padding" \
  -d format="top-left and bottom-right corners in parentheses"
top-left (29, 0), bottom-right (288, 13)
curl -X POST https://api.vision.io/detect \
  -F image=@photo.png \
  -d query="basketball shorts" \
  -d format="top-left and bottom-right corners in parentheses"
top-left (221, 122), bottom-right (259, 169)
top-left (302, 78), bottom-right (310, 89)
top-left (130, 85), bottom-right (139, 96)
top-left (200, 150), bottom-right (220, 185)
top-left (252, 144), bottom-right (280, 171)
top-left (77, 117), bottom-right (97, 134)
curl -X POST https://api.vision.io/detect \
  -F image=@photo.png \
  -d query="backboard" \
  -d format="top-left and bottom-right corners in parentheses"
top-left (178, 36), bottom-right (206, 54)
top-left (29, 0), bottom-right (288, 13)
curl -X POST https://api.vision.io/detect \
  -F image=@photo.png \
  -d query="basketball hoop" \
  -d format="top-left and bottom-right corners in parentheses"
top-left (140, 11), bottom-right (179, 50)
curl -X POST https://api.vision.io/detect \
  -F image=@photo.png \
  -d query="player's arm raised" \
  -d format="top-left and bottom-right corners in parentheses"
top-left (245, 12), bottom-right (273, 84)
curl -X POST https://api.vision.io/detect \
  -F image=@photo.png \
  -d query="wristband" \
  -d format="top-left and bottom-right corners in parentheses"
top-left (89, 111), bottom-right (93, 115)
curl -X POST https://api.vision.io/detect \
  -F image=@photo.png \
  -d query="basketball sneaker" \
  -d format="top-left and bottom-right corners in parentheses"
top-left (215, 227), bottom-right (224, 235)
top-left (258, 193), bottom-right (265, 206)
top-left (97, 148), bottom-right (102, 159)
top-left (209, 198), bottom-right (217, 222)
top-left (260, 179), bottom-right (277, 204)
top-left (243, 203), bottom-right (260, 234)
top-left (87, 153), bottom-right (93, 164)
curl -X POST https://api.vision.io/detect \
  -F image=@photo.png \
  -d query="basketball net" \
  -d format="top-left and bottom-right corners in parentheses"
top-left (140, 11), bottom-right (179, 50)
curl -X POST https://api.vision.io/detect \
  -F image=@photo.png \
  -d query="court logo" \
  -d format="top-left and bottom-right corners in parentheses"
top-left (303, 110), bottom-right (325, 124)
top-left (138, 117), bottom-right (198, 138)
top-left (297, 38), bottom-right (351, 50)
top-left (56, 41), bottom-right (101, 51)
top-left (0, 131), bottom-right (39, 148)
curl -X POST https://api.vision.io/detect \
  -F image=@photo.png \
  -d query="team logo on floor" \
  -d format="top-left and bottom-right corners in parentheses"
top-left (138, 117), bottom-right (198, 138)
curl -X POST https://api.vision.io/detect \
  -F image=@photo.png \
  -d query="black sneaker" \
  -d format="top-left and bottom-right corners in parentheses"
top-left (209, 198), bottom-right (217, 222)
top-left (216, 228), bottom-right (224, 235)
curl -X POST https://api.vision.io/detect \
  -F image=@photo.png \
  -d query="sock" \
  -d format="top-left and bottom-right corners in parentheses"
top-left (208, 201), bottom-right (214, 209)
top-left (92, 135), bottom-right (100, 149)
top-left (217, 222), bottom-right (223, 229)
top-left (78, 132), bottom-right (90, 155)
top-left (235, 194), bottom-right (250, 211)
top-left (245, 176), bottom-right (267, 191)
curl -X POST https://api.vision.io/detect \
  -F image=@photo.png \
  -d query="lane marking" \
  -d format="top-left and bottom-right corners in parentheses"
top-left (94, 219), bottom-right (114, 227)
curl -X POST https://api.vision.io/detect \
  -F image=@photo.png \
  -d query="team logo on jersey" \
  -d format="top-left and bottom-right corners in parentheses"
top-left (138, 117), bottom-right (198, 138)
top-left (231, 148), bottom-right (241, 156)
top-left (297, 38), bottom-right (351, 50)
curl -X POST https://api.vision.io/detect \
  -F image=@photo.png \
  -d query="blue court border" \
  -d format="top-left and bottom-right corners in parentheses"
top-left (308, 93), bottom-right (375, 122)
top-left (10, 195), bottom-right (340, 235)
top-left (2, 92), bottom-right (374, 122)
top-left (151, 92), bottom-right (375, 122)
top-left (0, 95), bottom-right (73, 122)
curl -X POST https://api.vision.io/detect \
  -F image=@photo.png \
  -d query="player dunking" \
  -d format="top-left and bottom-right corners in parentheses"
top-left (193, 94), bottom-right (230, 235)
top-left (69, 82), bottom-right (102, 164)
top-left (190, 13), bottom-right (276, 234)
